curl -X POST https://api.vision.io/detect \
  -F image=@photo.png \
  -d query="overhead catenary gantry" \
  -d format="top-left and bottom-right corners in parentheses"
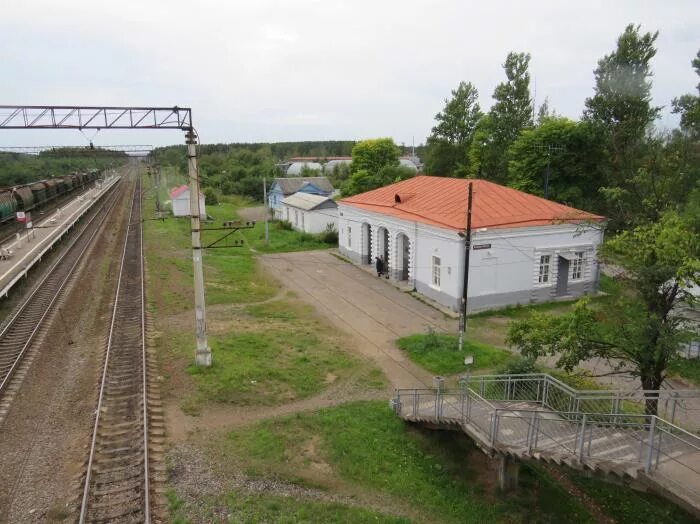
top-left (0, 104), bottom-right (211, 366)
top-left (0, 144), bottom-right (154, 156)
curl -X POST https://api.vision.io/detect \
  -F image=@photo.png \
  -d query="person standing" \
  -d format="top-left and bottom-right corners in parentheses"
top-left (375, 256), bottom-right (384, 277)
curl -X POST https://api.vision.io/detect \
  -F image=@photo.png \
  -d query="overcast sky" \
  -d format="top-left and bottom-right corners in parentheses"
top-left (2, 0), bottom-right (699, 149)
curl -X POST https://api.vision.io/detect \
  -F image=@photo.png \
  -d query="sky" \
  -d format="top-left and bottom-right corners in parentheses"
top-left (1, 0), bottom-right (698, 149)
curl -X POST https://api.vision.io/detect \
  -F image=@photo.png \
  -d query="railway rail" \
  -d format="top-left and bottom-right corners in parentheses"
top-left (79, 176), bottom-right (152, 523)
top-left (0, 178), bottom-right (122, 395)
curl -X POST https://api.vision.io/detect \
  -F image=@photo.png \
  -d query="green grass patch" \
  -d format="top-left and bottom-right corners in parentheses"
top-left (186, 328), bottom-right (357, 405)
top-left (569, 472), bottom-right (698, 524)
top-left (168, 489), bottom-right (411, 524)
top-left (241, 220), bottom-right (334, 253)
top-left (668, 358), bottom-right (700, 387)
top-left (143, 175), bottom-right (384, 411)
top-left (215, 401), bottom-right (597, 523)
top-left (397, 331), bottom-right (514, 375)
top-left (468, 299), bottom-right (582, 320)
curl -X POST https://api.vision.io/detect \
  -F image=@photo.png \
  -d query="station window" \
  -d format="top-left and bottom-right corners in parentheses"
top-left (432, 256), bottom-right (441, 288)
top-left (538, 255), bottom-right (551, 283)
top-left (347, 226), bottom-right (352, 247)
top-left (571, 251), bottom-right (585, 280)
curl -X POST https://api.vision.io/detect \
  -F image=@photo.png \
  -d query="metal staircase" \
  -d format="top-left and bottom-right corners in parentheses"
top-left (392, 374), bottom-right (700, 513)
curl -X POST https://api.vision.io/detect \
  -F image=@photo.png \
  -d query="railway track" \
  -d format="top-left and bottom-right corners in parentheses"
top-left (0, 178), bottom-right (122, 395)
top-left (79, 176), bottom-right (153, 523)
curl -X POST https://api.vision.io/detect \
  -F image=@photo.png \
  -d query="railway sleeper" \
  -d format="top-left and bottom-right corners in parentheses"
top-left (92, 478), bottom-right (144, 497)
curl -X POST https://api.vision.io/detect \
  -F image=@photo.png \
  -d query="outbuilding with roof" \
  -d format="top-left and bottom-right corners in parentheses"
top-left (170, 184), bottom-right (206, 218)
top-left (280, 192), bottom-right (338, 234)
top-left (268, 177), bottom-right (334, 219)
top-left (338, 176), bottom-right (605, 313)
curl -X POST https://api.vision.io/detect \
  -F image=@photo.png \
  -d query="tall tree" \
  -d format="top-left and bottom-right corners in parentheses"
top-left (341, 138), bottom-right (410, 196)
top-left (672, 49), bottom-right (700, 138)
top-left (350, 138), bottom-right (400, 175)
top-left (507, 117), bottom-right (605, 211)
top-left (584, 24), bottom-right (660, 146)
top-left (507, 212), bottom-right (699, 413)
top-left (469, 52), bottom-right (533, 182)
top-left (425, 81), bottom-right (482, 177)
top-left (583, 24), bottom-right (661, 227)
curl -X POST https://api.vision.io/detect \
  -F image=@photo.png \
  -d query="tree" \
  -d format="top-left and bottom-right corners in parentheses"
top-left (672, 49), bottom-right (700, 138)
top-left (584, 24), bottom-right (660, 145)
top-left (470, 52), bottom-right (533, 181)
top-left (583, 24), bottom-right (661, 228)
top-left (425, 81), bottom-right (483, 177)
top-left (341, 165), bottom-right (415, 197)
top-left (341, 138), bottom-right (407, 196)
top-left (507, 213), bottom-right (700, 414)
top-left (507, 117), bottom-right (605, 210)
top-left (350, 138), bottom-right (400, 175)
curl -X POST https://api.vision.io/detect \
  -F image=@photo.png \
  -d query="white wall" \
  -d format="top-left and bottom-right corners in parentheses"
top-left (338, 202), bottom-right (604, 311)
top-left (283, 204), bottom-right (337, 234)
top-left (172, 191), bottom-right (206, 217)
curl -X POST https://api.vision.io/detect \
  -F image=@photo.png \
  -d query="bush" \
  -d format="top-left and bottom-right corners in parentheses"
top-left (319, 223), bottom-right (339, 244)
top-left (276, 220), bottom-right (293, 230)
top-left (203, 187), bottom-right (219, 205)
top-left (497, 356), bottom-right (539, 375)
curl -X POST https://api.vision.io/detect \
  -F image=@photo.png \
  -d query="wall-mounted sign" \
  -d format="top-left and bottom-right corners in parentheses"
top-left (472, 243), bottom-right (492, 250)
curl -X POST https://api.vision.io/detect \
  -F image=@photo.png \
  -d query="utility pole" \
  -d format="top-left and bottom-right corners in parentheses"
top-left (458, 182), bottom-right (473, 352)
top-left (263, 176), bottom-right (269, 245)
top-left (534, 144), bottom-right (565, 199)
top-left (186, 129), bottom-right (211, 367)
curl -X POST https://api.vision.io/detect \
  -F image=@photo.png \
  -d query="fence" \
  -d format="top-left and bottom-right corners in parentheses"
top-left (392, 386), bottom-right (700, 480)
top-left (463, 373), bottom-right (700, 429)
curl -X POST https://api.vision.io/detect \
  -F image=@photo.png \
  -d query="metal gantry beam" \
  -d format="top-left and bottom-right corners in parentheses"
top-left (0, 104), bottom-right (210, 367)
top-left (0, 106), bottom-right (192, 130)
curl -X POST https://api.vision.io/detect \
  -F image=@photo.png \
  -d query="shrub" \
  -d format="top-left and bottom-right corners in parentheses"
top-left (319, 223), bottom-right (339, 244)
top-left (497, 355), bottom-right (539, 375)
top-left (276, 220), bottom-right (293, 230)
top-left (203, 187), bottom-right (219, 205)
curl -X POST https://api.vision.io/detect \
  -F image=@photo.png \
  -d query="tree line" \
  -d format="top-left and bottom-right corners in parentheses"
top-left (151, 141), bottom-right (423, 201)
top-left (0, 148), bottom-right (126, 188)
top-left (447, 25), bottom-right (700, 407)
top-left (424, 25), bottom-right (699, 234)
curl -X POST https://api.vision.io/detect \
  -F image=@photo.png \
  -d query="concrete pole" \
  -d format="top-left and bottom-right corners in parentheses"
top-left (186, 130), bottom-right (211, 367)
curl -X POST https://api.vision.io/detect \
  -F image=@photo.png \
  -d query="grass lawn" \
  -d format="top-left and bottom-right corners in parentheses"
top-left (668, 358), bottom-right (700, 387)
top-left (396, 332), bottom-right (515, 375)
top-left (143, 176), bottom-right (385, 414)
top-left (568, 471), bottom-right (698, 524)
top-left (202, 401), bottom-right (597, 524)
top-left (241, 220), bottom-right (335, 253)
top-left (167, 490), bottom-right (412, 524)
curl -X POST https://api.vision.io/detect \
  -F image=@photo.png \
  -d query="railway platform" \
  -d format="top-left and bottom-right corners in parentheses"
top-left (0, 175), bottom-right (120, 298)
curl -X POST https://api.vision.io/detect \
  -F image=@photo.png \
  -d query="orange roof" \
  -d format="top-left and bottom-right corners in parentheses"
top-left (340, 176), bottom-right (604, 231)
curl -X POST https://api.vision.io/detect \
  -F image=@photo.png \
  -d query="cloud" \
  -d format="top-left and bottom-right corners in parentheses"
top-left (1, 0), bottom-right (698, 146)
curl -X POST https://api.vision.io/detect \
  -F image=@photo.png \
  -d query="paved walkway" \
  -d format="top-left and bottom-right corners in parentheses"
top-left (260, 250), bottom-right (458, 389)
top-left (0, 176), bottom-right (119, 298)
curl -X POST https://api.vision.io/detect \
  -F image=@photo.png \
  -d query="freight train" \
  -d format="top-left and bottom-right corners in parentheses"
top-left (0, 169), bottom-right (101, 225)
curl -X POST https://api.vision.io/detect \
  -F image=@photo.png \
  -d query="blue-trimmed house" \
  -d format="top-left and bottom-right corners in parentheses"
top-left (268, 177), bottom-right (334, 220)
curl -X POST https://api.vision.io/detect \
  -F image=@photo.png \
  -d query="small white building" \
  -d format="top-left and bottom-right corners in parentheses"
top-left (281, 192), bottom-right (338, 234)
top-left (338, 176), bottom-right (605, 313)
top-left (170, 185), bottom-right (206, 218)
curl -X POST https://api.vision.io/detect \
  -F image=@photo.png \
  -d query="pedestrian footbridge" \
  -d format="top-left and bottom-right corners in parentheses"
top-left (392, 373), bottom-right (700, 514)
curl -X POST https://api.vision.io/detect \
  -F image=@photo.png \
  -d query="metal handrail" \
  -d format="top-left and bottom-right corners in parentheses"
top-left (394, 381), bottom-right (700, 505)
